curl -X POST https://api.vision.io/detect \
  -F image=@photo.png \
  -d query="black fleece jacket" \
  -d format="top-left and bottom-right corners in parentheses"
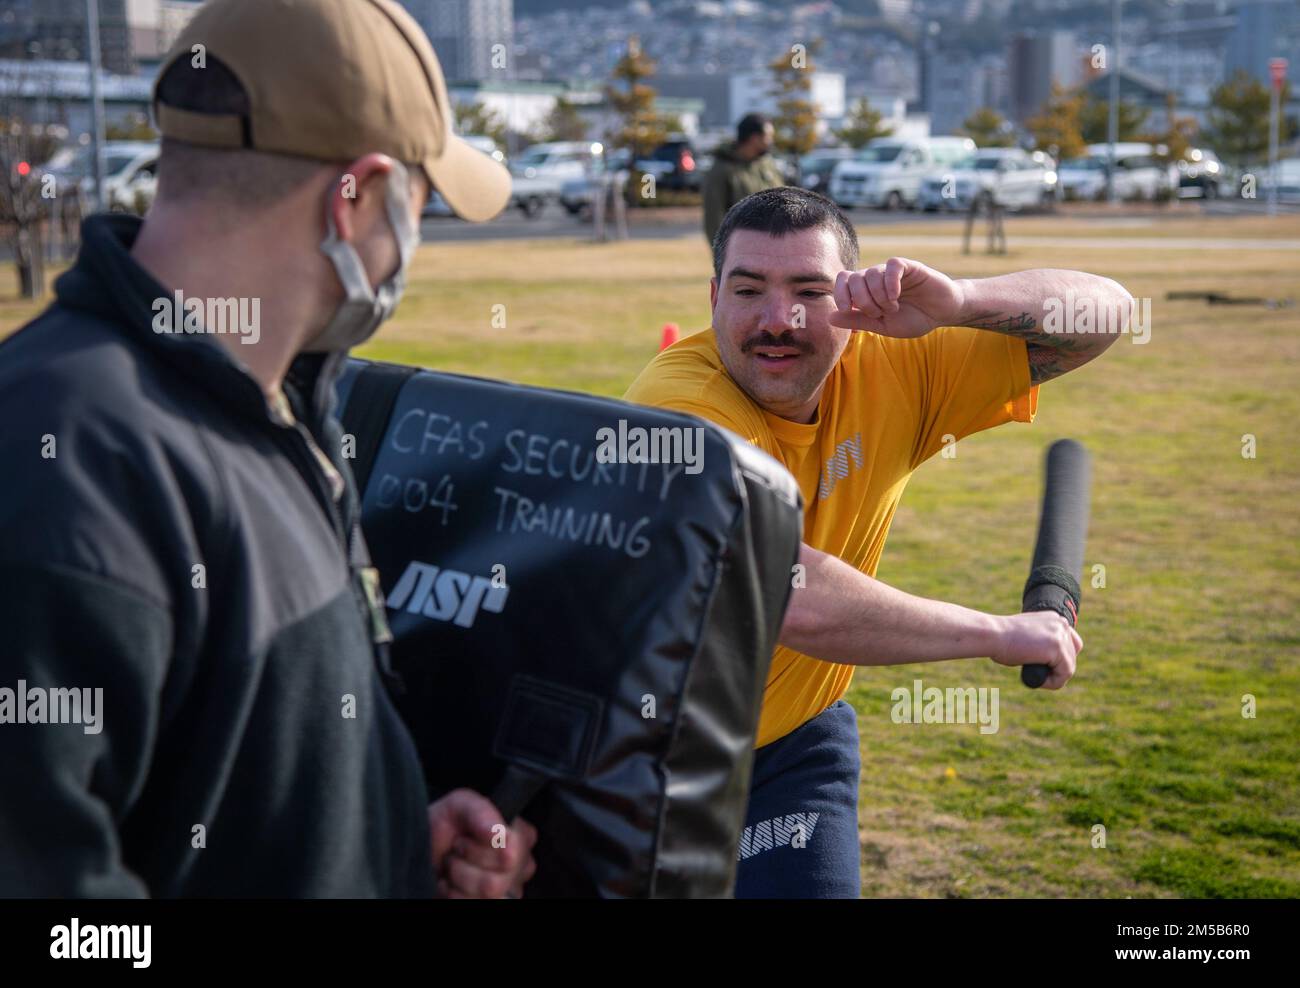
top-left (0, 214), bottom-right (434, 897)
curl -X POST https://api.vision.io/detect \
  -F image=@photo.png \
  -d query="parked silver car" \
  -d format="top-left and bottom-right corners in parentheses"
top-left (559, 149), bottom-right (632, 219)
top-left (45, 141), bottom-right (159, 213)
top-left (916, 148), bottom-right (1057, 212)
top-left (1058, 143), bottom-right (1176, 201)
top-left (510, 141), bottom-right (602, 218)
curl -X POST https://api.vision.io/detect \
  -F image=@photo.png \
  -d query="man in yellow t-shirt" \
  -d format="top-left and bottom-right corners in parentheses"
top-left (624, 186), bottom-right (1131, 897)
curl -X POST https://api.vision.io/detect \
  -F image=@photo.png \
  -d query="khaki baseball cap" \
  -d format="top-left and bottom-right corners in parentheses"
top-left (152, 0), bottom-right (509, 222)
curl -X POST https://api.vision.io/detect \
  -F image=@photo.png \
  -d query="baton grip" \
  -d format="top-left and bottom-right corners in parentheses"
top-left (1020, 439), bottom-right (1091, 689)
top-left (1020, 568), bottom-right (1081, 688)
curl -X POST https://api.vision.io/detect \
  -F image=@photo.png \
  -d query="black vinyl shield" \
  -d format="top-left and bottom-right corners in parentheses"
top-left (337, 359), bottom-right (803, 897)
top-left (1020, 439), bottom-right (1091, 688)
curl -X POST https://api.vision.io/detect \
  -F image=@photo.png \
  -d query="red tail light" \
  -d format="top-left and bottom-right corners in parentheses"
top-left (680, 151), bottom-right (695, 172)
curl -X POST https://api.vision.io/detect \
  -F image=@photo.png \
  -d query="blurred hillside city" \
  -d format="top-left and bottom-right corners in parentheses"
top-left (1, 1), bottom-right (1294, 146)
top-left (0, 0), bottom-right (1295, 295)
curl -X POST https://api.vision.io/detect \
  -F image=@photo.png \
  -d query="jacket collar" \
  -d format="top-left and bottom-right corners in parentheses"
top-left (54, 213), bottom-right (344, 432)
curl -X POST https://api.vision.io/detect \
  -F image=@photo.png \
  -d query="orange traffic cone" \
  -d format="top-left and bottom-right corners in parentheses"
top-left (659, 323), bottom-right (680, 351)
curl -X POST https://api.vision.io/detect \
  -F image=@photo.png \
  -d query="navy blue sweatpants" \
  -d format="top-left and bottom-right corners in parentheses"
top-left (734, 699), bottom-right (862, 899)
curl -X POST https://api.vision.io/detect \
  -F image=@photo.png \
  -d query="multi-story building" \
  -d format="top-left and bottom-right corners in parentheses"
top-left (0, 57), bottom-right (153, 134)
top-left (656, 73), bottom-right (743, 131)
top-left (1081, 67), bottom-right (1172, 134)
top-left (729, 69), bottom-right (847, 133)
top-left (1225, 0), bottom-right (1299, 88)
top-left (656, 68), bottom-right (845, 137)
top-left (1007, 30), bottom-right (1083, 125)
top-left (0, 0), bottom-right (132, 74)
top-left (923, 47), bottom-right (1008, 136)
top-left (401, 0), bottom-right (514, 83)
top-left (125, 0), bottom-right (204, 69)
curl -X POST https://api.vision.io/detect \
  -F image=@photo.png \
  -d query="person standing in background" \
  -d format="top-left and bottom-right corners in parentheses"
top-left (702, 113), bottom-right (785, 244)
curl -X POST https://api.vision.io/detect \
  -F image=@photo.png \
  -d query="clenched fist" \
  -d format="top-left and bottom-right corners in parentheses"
top-left (428, 788), bottom-right (538, 899)
top-left (988, 610), bottom-right (1083, 690)
top-left (830, 256), bottom-right (966, 338)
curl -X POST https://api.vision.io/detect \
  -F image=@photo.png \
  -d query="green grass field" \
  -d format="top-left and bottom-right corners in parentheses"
top-left (4, 212), bottom-right (1297, 898)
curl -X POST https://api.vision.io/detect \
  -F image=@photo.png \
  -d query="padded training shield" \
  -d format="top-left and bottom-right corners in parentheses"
top-left (337, 359), bottom-right (803, 897)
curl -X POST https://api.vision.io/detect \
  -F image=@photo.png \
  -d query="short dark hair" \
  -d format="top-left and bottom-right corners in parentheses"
top-left (736, 113), bottom-right (770, 144)
top-left (711, 186), bottom-right (859, 279)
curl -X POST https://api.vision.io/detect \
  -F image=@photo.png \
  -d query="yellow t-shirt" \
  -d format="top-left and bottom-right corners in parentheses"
top-left (623, 327), bottom-right (1039, 748)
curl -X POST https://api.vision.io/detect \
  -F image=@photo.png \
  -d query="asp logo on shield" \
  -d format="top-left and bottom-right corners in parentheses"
top-left (385, 560), bottom-right (509, 629)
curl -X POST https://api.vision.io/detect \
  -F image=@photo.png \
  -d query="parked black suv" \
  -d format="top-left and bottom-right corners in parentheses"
top-left (635, 139), bottom-right (708, 192)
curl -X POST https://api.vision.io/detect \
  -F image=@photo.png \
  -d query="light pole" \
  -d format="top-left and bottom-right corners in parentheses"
top-left (85, 0), bottom-right (106, 213)
top-left (1169, 0), bottom-right (1181, 99)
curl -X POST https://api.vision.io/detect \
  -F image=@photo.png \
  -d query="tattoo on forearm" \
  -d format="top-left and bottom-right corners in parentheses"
top-left (967, 312), bottom-right (1038, 335)
top-left (964, 309), bottom-right (1098, 385)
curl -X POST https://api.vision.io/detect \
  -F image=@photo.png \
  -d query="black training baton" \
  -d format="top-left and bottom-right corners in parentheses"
top-left (1020, 439), bottom-right (1091, 688)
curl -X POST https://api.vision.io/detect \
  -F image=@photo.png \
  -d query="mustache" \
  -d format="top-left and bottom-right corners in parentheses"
top-left (740, 330), bottom-right (815, 355)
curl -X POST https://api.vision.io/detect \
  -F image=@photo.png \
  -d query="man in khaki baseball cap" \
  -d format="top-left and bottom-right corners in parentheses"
top-left (154, 0), bottom-right (509, 223)
top-left (146, 0), bottom-right (512, 355)
top-left (0, 0), bottom-right (535, 898)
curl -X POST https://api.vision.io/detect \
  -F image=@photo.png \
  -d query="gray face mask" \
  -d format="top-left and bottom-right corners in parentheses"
top-left (308, 160), bottom-right (419, 353)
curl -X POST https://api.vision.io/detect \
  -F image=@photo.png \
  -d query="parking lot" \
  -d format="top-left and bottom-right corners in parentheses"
top-left (418, 195), bottom-right (1300, 243)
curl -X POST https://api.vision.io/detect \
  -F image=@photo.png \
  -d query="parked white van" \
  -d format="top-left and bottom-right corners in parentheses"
top-left (829, 136), bottom-right (975, 209)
